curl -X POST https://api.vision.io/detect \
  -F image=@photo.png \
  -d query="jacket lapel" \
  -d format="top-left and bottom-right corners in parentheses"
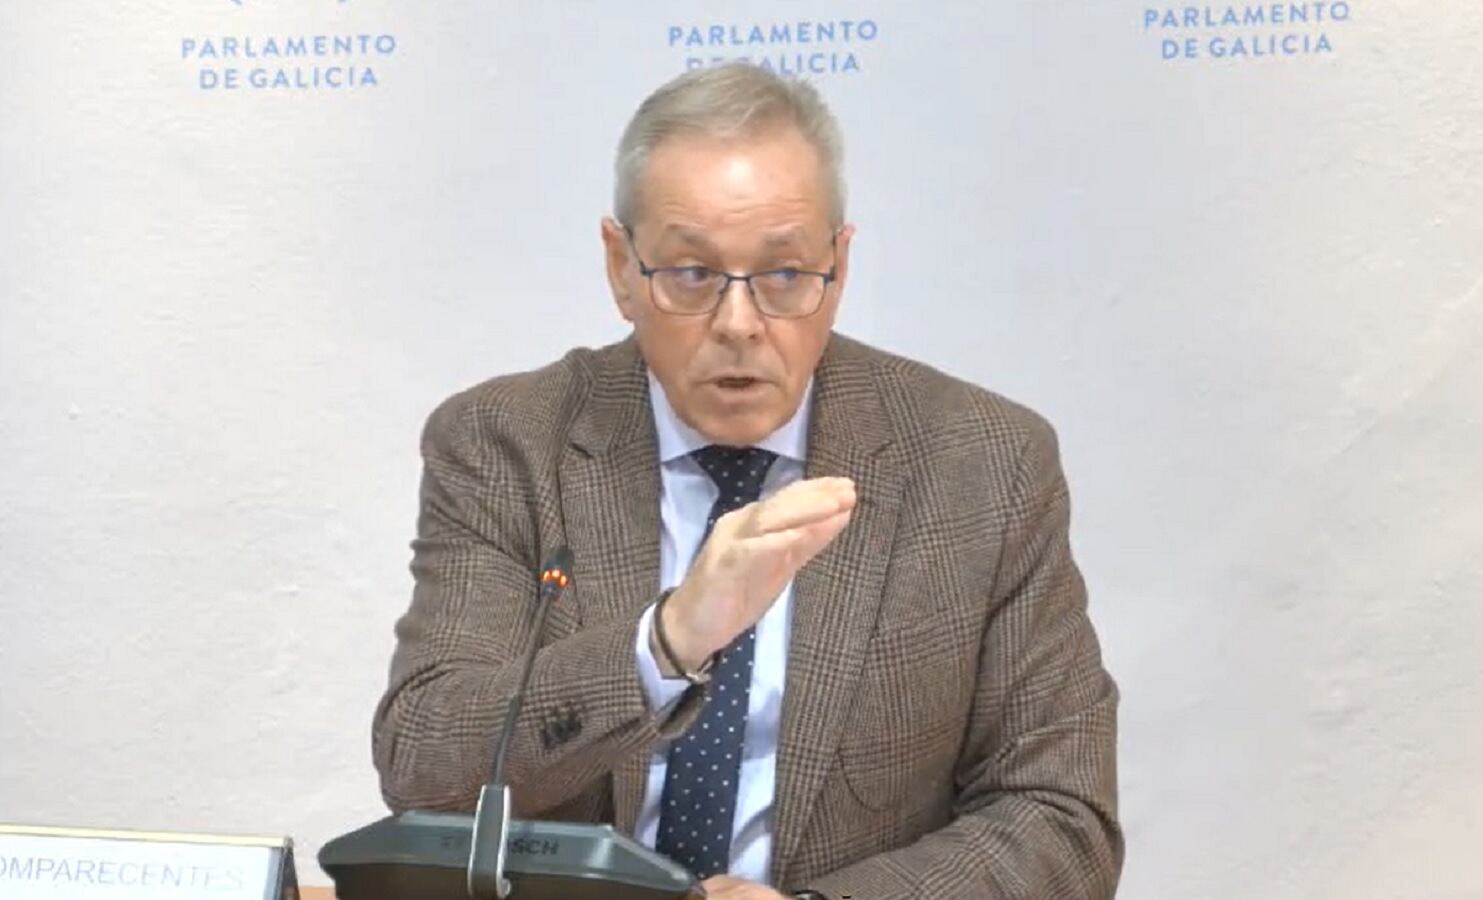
top-left (559, 338), bottom-right (662, 837)
top-left (771, 336), bottom-right (903, 882)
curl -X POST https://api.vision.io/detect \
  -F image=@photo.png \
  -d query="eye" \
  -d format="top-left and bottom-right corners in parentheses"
top-left (670, 266), bottom-right (713, 287)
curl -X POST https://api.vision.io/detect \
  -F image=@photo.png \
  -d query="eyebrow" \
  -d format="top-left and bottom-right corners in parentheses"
top-left (760, 227), bottom-right (811, 250)
top-left (655, 224), bottom-right (814, 252)
top-left (656, 225), bottom-right (718, 252)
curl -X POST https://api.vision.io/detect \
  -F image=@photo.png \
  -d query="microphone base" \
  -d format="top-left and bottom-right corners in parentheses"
top-left (319, 811), bottom-right (702, 900)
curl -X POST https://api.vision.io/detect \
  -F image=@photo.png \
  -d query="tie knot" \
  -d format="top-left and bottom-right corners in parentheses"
top-left (690, 445), bottom-right (777, 504)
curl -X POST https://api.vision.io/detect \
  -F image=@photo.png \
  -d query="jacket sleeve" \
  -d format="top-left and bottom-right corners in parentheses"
top-left (371, 393), bottom-right (702, 815)
top-left (804, 415), bottom-right (1123, 899)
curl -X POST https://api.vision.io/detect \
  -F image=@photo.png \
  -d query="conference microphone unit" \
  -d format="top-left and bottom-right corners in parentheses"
top-left (320, 547), bottom-right (702, 900)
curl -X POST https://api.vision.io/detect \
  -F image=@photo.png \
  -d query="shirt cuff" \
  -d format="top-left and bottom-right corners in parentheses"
top-left (635, 602), bottom-right (689, 712)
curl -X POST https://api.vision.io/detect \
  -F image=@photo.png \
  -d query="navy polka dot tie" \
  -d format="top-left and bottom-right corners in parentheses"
top-left (654, 445), bottom-right (778, 879)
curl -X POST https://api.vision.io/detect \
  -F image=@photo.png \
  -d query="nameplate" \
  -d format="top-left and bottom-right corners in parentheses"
top-left (0, 824), bottom-right (297, 900)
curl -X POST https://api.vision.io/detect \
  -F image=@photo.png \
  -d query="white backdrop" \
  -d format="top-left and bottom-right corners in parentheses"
top-left (2, 2), bottom-right (1480, 897)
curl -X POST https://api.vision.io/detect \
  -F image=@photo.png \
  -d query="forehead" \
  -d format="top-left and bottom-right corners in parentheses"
top-left (634, 128), bottom-right (832, 233)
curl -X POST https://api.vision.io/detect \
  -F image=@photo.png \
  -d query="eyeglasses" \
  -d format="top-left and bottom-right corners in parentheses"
top-left (622, 225), bottom-right (838, 319)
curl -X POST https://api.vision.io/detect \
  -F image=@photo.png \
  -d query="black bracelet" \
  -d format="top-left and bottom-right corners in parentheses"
top-left (653, 588), bottom-right (712, 685)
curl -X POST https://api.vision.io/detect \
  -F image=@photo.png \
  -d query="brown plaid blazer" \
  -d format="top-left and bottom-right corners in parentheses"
top-left (372, 333), bottom-right (1122, 899)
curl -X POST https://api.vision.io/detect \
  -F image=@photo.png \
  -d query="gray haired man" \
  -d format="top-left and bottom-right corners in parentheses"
top-left (374, 63), bottom-right (1123, 900)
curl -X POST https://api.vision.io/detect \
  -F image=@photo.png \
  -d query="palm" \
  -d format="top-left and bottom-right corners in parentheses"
top-left (687, 478), bottom-right (855, 648)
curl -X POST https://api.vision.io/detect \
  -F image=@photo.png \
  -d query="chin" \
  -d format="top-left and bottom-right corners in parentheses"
top-left (695, 411), bottom-right (779, 447)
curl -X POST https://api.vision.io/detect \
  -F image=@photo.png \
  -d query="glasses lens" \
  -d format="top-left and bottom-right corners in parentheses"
top-left (653, 268), bottom-right (722, 313)
top-left (753, 271), bottom-right (826, 318)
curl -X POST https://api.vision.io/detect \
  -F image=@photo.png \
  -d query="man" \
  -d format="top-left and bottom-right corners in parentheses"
top-left (373, 64), bottom-right (1121, 899)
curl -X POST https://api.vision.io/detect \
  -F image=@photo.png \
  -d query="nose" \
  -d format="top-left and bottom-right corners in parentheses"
top-left (708, 278), bottom-right (765, 343)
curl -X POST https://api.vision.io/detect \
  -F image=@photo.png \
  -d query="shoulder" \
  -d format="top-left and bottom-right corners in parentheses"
top-left (828, 332), bottom-right (1057, 460)
top-left (419, 341), bottom-right (621, 457)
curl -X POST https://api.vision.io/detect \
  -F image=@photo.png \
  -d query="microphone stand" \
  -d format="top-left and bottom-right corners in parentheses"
top-left (467, 553), bottom-right (569, 900)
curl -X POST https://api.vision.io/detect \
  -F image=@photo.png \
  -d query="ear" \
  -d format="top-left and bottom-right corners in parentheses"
top-left (820, 222), bottom-right (856, 327)
top-left (601, 217), bottom-right (640, 323)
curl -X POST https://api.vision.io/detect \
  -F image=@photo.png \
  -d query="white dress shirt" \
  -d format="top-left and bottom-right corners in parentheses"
top-left (632, 372), bottom-right (810, 884)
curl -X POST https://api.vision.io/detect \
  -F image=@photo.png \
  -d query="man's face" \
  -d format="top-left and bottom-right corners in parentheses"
top-left (602, 127), bottom-right (854, 447)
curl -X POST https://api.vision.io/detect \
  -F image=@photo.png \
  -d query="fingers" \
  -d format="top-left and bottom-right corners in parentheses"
top-left (794, 508), bottom-right (854, 553)
top-left (734, 477), bottom-right (856, 535)
top-left (699, 875), bottom-right (735, 893)
top-left (745, 507), bottom-right (854, 561)
top-left (699, 875), bottom-right (784, 899)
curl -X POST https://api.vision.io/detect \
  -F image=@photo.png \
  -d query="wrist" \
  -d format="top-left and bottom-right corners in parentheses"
top-left (652, 589), bottom-right (715, 683)
top-left (661, 586), bottom-right (715, 666)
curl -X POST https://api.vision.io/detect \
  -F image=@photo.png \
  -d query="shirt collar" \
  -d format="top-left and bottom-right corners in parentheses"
top-left (647, 371), bottom-right (811, 465)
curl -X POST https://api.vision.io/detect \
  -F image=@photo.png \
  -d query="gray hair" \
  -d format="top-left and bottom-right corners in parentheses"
top-left (613, 64), bottom-right (846, 227)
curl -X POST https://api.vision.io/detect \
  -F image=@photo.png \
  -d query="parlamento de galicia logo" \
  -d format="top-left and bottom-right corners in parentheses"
top-left (1144, 2), bottom-right (1354, 61)
top-left (668, 19), bottom-right (880, 76)
top-left (183, 0), bottom-right (393, 91)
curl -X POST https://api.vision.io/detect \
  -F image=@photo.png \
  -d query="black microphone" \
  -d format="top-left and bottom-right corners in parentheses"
top-left (468, 546), bottom-right (574, 900)
top-left (490, 546), bottom-right (573, 787)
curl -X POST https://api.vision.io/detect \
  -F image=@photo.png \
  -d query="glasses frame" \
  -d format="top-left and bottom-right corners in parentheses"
top-left (621, 224), bottom-right (839, 319)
